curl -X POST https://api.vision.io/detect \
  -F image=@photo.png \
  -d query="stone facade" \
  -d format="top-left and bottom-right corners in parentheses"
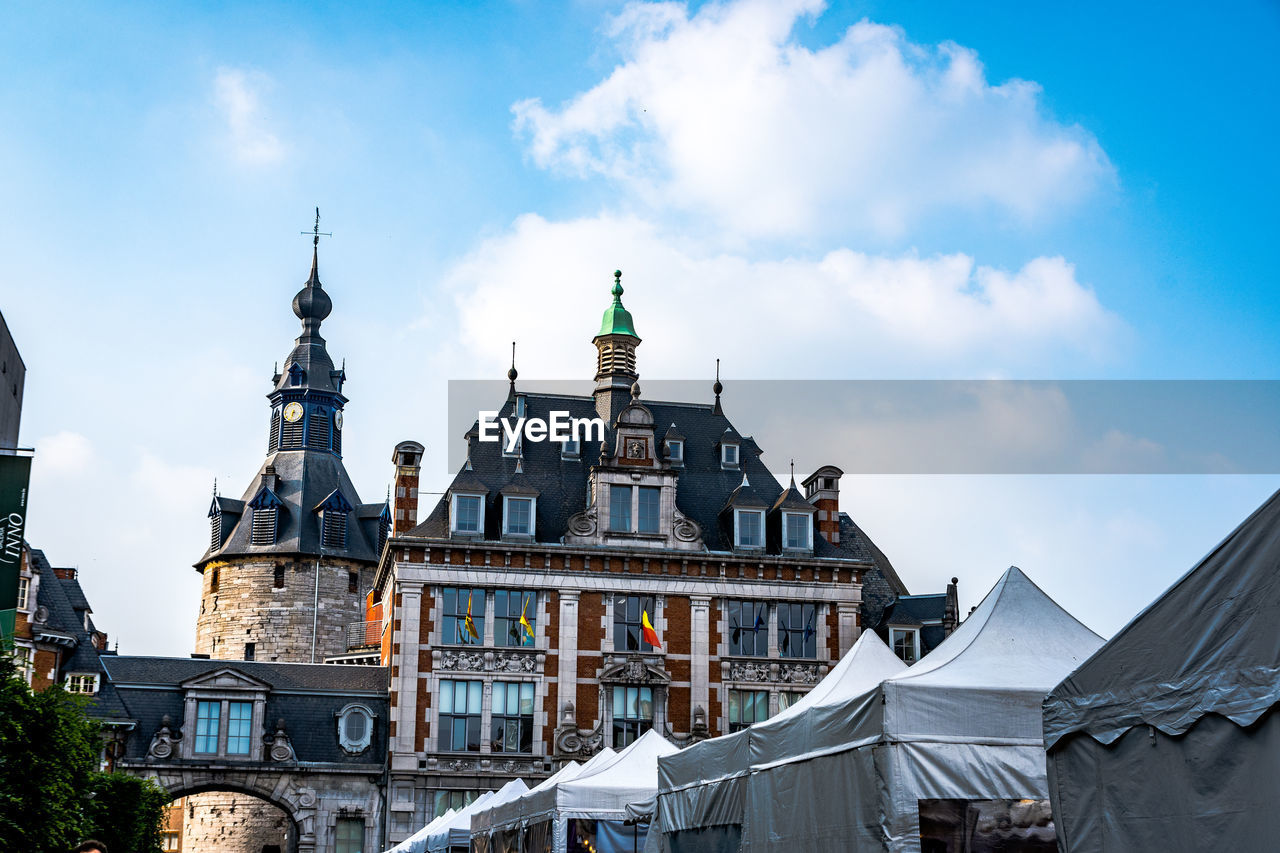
top-left (194, 556), bottom-right (371, 663)
top-left (179, 792), bottom-right (291, 853)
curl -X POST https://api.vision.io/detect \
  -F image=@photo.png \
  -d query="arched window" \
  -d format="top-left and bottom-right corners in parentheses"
top-left (337, 704), bottom-right (374, 753)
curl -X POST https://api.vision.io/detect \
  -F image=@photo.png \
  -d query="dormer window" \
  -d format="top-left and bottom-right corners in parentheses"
top-left (451, 494), bottom-right (484, 535)
top-left (338, 704), bottom-right (375, 754)
top-left (783, 512), bottom-right (812, 550)
top-left (66, 673), bottom-right (98, 694)
top-left (288, 363), bottom-right (306, 386)
top-left (665, 440), bottom-right (683, 463)
top-left (322, 511), bottom-right (347, 549)
top-left (562, 437), bottom-right (580, 458)
top-left (734, 509), bottom-right (764, 549)
top-left (608, 485), bottom-right (661, 534)
top-left (210, 510), bottom-right (222, 550)
top-left (722, 443), bottom-right (739, 468)
top-left (890, 627), bottom-right (921, 664)
top-left (504, 397), bottom-right (526, 457)
top-left (503, 496), bottom-right (535, 537)
top-left (251, 506), bottom-right (279, 546)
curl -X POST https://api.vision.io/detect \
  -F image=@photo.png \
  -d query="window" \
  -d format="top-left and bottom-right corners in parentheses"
top-left (274, 565), bottom-right (285, 589)
top-left (433, 790), bottom-right (480, 820)
top-left (637, 487), bottom-right (660, 534)
top-left (210, 567), bottom-right (220, 593)
top-left (268, 409), bottom-right (281, 453)
top-left (504, 496), bottom-right (534, 536)
top-left (226, 701), bottom-right (252, 755)
top-left (338, 704), bottom-right (374, 753)
top-left (890, 628), bottom-right (921, 664)
top-left (495, 590), bottom-right (536, 647)
top-left (335, 816), bottom-right (364, 853)
top-left (722, 443), bottom-right (739, 467)
top-left (778, 691), bottom-right (806, 712)
top-left (452, 494), bottom-right (483, 535)
top-left (613, 594), bottom-right (656, 652)
top-left (609, 485), bottom-right (632, 532)
top-left (728, 689), bottom-right (769, 732)
top-left (665, 440), bottom-right (683, 462)
top-left (439, 680), bottom-right (483, 752)
top-left (491, 681), bottom-right (535, 753)
top-left (322, 510), bottom-right (348, 549)
top-left (778, 603), bottom-right (817, 658)
top-left (66, 674), bottom-right (98, 694)
top-left (562, 436), bottom-right (580, 457)
top-left (195, 701), bottom-right (220, 753)
top-left (735, 510), bottom-right (764, 548)
top-left (16, 576), bottom-right (28, 610)
top-left (784, 512), bottom-right (812, 550)
top-left (348, 570), bottom-right (359, 594)
top-left (442, 588), bottom-right (485, 645)
top-left (728, 600), bottom-right (767, 656)
top-left (251, 506), bottom-right (278, 545)
top-left (503, 397), bottom-right (526, 457)
top-left (612, 685), bottom-right (653, 747)
top-left (244, 642), bottom-right (255, 661)
top-left (162, 831), bottom-right (180, 851)
top-left (210, 511), bottom-right (222, 550)
top-left (11, 647), bottom-right (31, 683)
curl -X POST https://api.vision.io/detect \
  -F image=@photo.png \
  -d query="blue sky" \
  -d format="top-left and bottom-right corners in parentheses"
top-left (2, 0), bottom-right (1278, 653)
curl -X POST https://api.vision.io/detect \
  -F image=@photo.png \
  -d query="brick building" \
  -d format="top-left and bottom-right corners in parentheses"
top-left (372, 273), bottom-right (916, 844)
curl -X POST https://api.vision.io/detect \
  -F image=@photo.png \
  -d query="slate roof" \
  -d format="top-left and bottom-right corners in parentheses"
top-left (102, 657), bottom-right (389, 765)
top-left (197, 449), bottom-right (387, 568)
top-left (411, 392), bottom-right (897, 573)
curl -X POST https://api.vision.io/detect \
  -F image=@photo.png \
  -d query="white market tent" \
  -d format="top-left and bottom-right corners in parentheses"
top-left (474, 750), bottom-right (616, 853)
top-left (742, 566), bottom-right (1103, 853)
top-left (1045, 488), bottom-right (1280, 851)
top-left (387, 807), bottom-right (459, 853)
top-left (428, 781), bottom-right (528, 853)
top-left (650, 631), bottom-right (907, 853)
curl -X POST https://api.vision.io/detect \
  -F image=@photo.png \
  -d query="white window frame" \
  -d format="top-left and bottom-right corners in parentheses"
top-left (337, 703), bottom-right (375, 754)
top-left (562, 436), bottom-right (580, 458)
top-left (16, 576), bottom-right (29, 611)
top-left (503, 397), bottom-right (527, 457)
top-left (451, 492), bottom-right (485, 535)
top-left (665, 440), bottom-right (683, 462)
top-left (66, 673), bottom-right (99, 694)
top-left (889, 627), bottom-right (921, 664)
top-left (721, 443), bottom-right (739, 468)
top-left (608, 483), bottom-right (664, 535)
top-left (734, 509), bottom-right (765, 549)
top-left (782, 511), bottom-right (813, 550)
top-left (502, 495), bottom-right (536, 537)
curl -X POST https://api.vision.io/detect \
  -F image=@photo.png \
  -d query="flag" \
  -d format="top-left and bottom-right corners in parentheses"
top-left (518, 595), bottom-right (534, 645)
top-left (753, 607), bottom-right (765, 633)
top-left (464, 591), bottom-right (480, 642)
top-left (802, 609), bottom-right (816, 643)
top-left (641, 608), bottom-right (662, 649)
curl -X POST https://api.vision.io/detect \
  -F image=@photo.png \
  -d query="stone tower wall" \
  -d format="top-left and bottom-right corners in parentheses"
top-left (195, 555), bottom-right (373, 663)
top-left (179, 793), bottom-right (292, 853)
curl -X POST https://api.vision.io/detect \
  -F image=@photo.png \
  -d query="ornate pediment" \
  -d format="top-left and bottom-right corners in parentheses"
top-left (599, 655), bottom-right (670, 685)
top-left (180, 666), bottom-right (272, 692)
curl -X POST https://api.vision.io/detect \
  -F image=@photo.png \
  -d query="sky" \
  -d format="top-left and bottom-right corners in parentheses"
top-left (1, 0), bottom-right (1278, 654)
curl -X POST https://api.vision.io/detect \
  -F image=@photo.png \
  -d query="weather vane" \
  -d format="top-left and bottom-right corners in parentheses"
top-left (301, 206), bottom-right (332, 248)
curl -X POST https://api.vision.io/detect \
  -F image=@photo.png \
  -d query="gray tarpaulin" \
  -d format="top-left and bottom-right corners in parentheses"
top-left (743, 567), bottom-right (1102, 853)
top-left (1044, 487), bottom-right (1280, 851)
top-left (650, 632), bottom-right (906, 853)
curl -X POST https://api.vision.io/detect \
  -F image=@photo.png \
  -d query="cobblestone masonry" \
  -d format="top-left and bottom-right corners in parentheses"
top-left (179, 793), bottom-right (291, 853)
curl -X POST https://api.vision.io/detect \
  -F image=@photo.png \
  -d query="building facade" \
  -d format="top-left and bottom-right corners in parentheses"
top-left (372, 274), bottom-right (910, 844)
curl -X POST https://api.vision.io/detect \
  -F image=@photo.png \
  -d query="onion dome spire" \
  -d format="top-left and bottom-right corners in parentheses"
top-left (508, 340), bottom-right (519, 395)
top-left (598, 270), bottom-right (639, 338)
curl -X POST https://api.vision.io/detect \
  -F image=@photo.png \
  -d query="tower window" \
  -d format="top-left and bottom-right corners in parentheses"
top-left (210, 568), bottom-right (220, 593)
top-left (308, 412), bottom-right (330, 450)
top-left (322, 511), bottom-right (348, 549)
top-left (268, 409), bottom-right (281, 453)
top-left (210, 513), bottom-right (222, 549)
top-left (348, 571), bottom-right (358, 594)
top-left (244, 642), bottom-right (255, 661)
top-left (274, 565), bottom-right (285, 589)
top-left (251, 507), bottom-right (278, 545)
top-left (281, 417), bottom-right (303, 448)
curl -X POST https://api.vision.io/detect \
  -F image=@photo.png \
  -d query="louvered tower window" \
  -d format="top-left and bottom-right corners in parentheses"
top-left (333, 422), bottom-right (342, 455)
top-left (377, 514), bottom-right (390, 555)
top-left (322, 511), bottom-right (348, 549)
top-left (308, 411), bottom-right (330, 450)
top-left (268, 409), bottom-right (281, 453)
top-left (281, 416), bottom-right (303, 448)
top-left (251, 507), bottom-right (278, 545)
top-left (210, 512), bottom-right (222, 549)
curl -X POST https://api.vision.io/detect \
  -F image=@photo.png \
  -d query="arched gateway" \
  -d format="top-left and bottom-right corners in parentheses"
top-left (101, 656), bottom-right (387, 853)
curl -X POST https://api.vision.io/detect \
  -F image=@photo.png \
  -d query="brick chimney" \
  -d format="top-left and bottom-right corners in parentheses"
top-left (801, 466), bottom-right (844, 545)
top-left (391, 440), bottom-right (425, 536)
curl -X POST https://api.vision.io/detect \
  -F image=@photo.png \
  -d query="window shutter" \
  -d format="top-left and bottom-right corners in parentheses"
top-left (251, 507), bottom-right (278, 545)
top-left (308, 412), bottom-right (329, 449)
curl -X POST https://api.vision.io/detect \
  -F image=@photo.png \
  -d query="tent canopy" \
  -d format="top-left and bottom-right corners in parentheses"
top-left (1045, 487), bottom-right (1280, 748)
top-left (430, 782), bottom-right (527, 852)
top-left (555, 729), bottom-right (680, 819)
top-left (386, 807), bottom-right (457, 853)
top-left (477, 750), bottom-right (616, 838)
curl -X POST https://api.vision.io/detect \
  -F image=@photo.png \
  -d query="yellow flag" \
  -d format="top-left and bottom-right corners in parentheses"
top-left (464, 591), bottom-right (480, 642)
top-left (519, 595), bottom-right (534, 645)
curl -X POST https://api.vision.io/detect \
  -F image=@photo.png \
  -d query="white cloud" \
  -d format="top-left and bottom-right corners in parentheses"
top-left (442, 212), bottom-right (1121, 379)
top-left (34, 430), bottom-right (93, 475)
top-left (513, 0), bottom-right (1112, 238)
top-left (214, 68), bottom-right (286, 165)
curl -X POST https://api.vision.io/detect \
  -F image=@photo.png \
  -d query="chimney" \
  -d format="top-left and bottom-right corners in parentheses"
top-left (391, 441), bottom-right (425, 535)
top-left (801, 466), bottom-right (844, 545)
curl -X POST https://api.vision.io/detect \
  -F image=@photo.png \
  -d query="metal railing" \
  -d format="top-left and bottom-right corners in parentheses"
top-left (346, 620), bottom-right (382, 650)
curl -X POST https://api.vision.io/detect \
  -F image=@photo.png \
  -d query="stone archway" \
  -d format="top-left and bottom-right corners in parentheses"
top-left (145, 769), bottom-right (321, 853)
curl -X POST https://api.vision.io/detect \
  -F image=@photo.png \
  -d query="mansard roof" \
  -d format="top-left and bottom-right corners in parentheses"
top-left (197, 450), bottom-right (385, 568)
top-left (410, 392), bottom-right (890, 566)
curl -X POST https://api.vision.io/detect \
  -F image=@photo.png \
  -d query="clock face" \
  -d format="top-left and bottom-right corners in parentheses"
top-left (282, 402), bottom-right (304, 423)
top-left (626, 438), bottom-right (646, 459)
top-left (334, 411), bottom-right (344, 430)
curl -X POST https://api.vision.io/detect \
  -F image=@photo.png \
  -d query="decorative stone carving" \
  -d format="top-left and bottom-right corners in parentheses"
top-left (268, 718), bottom-right (295, 762)
top-left (726, 660), bottom-right (820, 684)
top-left (728, 661), bottom-right (771, 682)
top-left (672, 509), bottom-right (701, 543)
top-left (567, 507), bottom-right (597, 537)
top-left (555, 723), bottom-right (605, 760)
top-left (778, 663), bottom-right (821, 684)
top-left (147, 715), bottom-right (181, 759)
top-left (296, 787), bottom-right (317, 809)
top-left (439, 648), bottom-right (539, 673)
top-left (439, 649), bottom-right (486, 672)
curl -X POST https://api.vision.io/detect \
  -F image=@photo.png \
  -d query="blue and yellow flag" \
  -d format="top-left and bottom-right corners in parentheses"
top-left (464, 591), bottom-right (480, 642)
top-left (518, 595), bottom-right (534, 645)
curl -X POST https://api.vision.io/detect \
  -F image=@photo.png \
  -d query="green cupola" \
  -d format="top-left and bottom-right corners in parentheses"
top-left (597, 270), bottom-right (640, 339)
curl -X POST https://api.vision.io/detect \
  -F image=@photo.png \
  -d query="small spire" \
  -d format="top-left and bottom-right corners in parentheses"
top-left (713, 358), bottom-right (723, 415)
top-left (790, 459), bottom-right (796, 488)
top-left (300, 206), bottom-right (331, 288)
top-left (515, 457), bottom-right (524, 474)
top-left (613, 269), bottom-right (623, 298)
top-left (740, 470), bottom-right (750, 488)
top-left (508, 341), bottom-right (518, 393)
top-left (212, 478), bottom-right (218, 497)
top-left (631, 380), bottom-right (641, 400)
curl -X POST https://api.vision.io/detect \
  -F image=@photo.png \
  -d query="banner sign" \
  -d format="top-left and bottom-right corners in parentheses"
top-left (0, 454), bottom-right (31, 650)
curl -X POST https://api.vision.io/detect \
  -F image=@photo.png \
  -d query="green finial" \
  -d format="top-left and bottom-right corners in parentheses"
top-left (597, 269), bottom-right (640, 338)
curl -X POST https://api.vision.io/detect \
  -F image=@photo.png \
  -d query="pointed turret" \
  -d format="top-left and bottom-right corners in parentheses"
top-left (593, 270), bottom-right (641, 423)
